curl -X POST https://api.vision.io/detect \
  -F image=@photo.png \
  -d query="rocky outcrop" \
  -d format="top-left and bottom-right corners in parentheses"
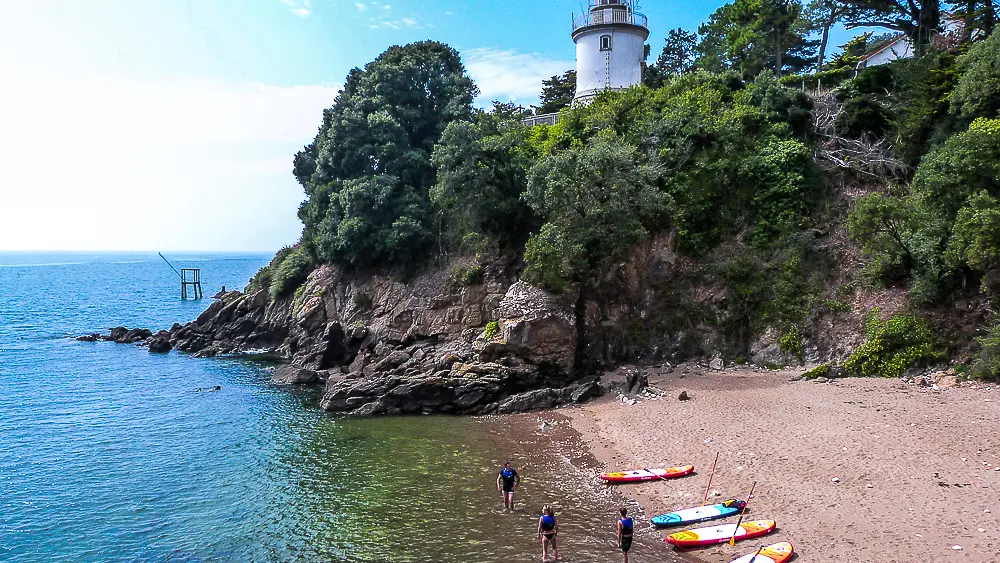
top-left (111, 264), bottom-right (602, 415)
top-left (77, 326), bottom-right (152, 344)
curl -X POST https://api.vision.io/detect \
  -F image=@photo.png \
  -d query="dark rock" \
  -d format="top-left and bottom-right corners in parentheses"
top-left (624, 369), bottom-right (648, 396)
top-left (678, 390), bottom-right (690, 401)
top-left (272, 365), bottom-right (319, 385)
top-left (570, 381), bottom-right (602, 403)
top-left (496, 388), bottom-right (570, 414)
top-left (76, 334), bottom-right (99, 342)
top-left (147, 331), bottom-right (173, 353)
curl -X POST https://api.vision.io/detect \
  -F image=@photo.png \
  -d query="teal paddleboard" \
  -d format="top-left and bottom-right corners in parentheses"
top-left (651, 499), bottom-right (745, 528)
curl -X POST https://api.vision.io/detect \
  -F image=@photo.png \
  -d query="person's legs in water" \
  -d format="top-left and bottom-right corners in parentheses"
top-left (540, 535), bottom-right (549, 562)
top-left (549, 534), bottom-right (559, 561)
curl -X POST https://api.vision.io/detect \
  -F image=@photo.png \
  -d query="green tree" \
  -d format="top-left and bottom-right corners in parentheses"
top-left (431, 104), bottom-right (539, 254)
top-left (948, 0), bottom-right (998, 39)
top-left (651, 28), bottom-right (699, 82)
top-left (292, 41), bottom-right (477, 269)
top-left (698, 0), bottom-right (814, 78)
top-left (806, 0), bottom-right (853, 70)
top-left (950, 30), bottom-right (1000, 122)
top-left (946, 191), bottom-right (1000, 270)
top-left (522, 135), bottom-right (671, 291)
top-left (843, 0), bottom-right (941, 57)
top-left (538, 70), bottom-right (577, 114)
top-left (912, 118), bottom-right (1000, 218)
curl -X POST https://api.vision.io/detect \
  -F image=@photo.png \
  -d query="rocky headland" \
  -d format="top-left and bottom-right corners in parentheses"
top-left (81, 263), bottom-right (640, 416)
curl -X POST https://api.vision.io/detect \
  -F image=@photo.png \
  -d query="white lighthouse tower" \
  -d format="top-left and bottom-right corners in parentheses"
top-left (572, 0), bottom-right (649, 101)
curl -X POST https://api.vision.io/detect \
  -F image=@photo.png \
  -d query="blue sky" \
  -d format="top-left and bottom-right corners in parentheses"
top-left (0, 0), bottom-right (860, 252)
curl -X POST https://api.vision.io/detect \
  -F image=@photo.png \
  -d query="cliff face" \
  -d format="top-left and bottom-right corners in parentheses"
top-left (166, 264), bottom-right (601, 415)
top-left (159, 234), bottom-right (893, 416)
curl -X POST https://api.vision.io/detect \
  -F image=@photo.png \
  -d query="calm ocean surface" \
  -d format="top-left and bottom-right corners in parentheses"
top-left (0, 252), bottom-right (682, 563)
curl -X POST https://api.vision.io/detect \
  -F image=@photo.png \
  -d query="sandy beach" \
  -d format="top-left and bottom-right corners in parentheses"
top-left (561, 365), bottom-right (1000, 562)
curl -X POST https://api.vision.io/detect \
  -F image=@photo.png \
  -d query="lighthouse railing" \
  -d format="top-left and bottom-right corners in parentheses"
top-left (572, 9), bottom-right (647, 31)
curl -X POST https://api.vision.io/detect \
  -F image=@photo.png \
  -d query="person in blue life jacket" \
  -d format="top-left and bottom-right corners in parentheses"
top-left (617, 507), bottom-right (633, 562)
top-left (496, 461), bottom-right (520, 510)
top-left (537, 504), bottom-right (559, 562)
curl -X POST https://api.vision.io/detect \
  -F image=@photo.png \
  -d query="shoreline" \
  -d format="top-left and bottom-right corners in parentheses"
top-left (558, 364), bottom-right (1000, 562)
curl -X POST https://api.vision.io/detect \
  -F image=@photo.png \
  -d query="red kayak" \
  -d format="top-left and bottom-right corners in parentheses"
top-left (599, 465), bottom-right (695, 483)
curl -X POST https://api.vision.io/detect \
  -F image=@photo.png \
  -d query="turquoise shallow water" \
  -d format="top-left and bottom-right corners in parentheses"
top-left (0, 253), bottom-right (685, 562)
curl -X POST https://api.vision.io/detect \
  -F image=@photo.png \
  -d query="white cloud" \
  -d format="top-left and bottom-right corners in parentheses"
top-left (280, 0), bottom-right (312, 17)
top-left (402, 17), bottom-right (418, 27)
top-left (463, 48), bottom-right (574, 107)
top-left (354, 2), bottom-right (367, 11)
top-left (0, 74), bottom-right (340, 251)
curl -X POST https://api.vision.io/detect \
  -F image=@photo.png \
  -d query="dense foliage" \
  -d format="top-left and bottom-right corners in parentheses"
top-left (293, 41), bottom-right (477, 269)
top-left (265, 5), bottom-right (1000, 376)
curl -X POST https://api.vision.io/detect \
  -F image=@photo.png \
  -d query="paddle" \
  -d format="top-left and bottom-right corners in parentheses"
top-left (702, 452), bottom-right (720, 505)
top-left (748, 545), bottom-right (764, 563)
top-left (728, 481), bottom-right (757, 547)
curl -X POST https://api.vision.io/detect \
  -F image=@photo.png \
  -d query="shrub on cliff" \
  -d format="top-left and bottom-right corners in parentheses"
top-left (843, 309), bottom-right (943, 378)
top-left (950, 31), bottom-right (1000, 123)
top-left (269, 247), bottom-right (314, 298)
top-left (246, 246), bottom-right (295, 294)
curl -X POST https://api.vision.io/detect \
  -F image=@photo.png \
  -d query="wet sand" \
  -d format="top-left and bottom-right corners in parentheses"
top-left (486, 412), bottom-right (697, 562)
top-left (559, 365), bottom-right (1000, 562)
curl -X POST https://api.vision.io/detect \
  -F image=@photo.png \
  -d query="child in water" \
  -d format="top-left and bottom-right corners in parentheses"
top-left (537, 504), bottom-right (559, 561)
top-left (617, 507), bottom-right (633, 563)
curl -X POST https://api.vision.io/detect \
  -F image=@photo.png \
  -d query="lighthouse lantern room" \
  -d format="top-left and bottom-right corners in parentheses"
top-left (572, 0), bottom-right (649, 102)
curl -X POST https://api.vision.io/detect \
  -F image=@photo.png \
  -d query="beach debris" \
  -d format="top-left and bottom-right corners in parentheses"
top-left (952, 545), bottom-right (963, 551)
top-left (979, 528), bottom-right (986, 533)
top-left (986, 509), bottom-right (992, 513)
top-left (916, 533), bottom-right (923, 538)
top-left (710, 489), bottom-right (722, 498)
top-left (831, 477), bottom-right (841, 483)
top-left (678, 390), bottom-right (690, 401)
top-left (866, 483), bottom-right (873, 488)
top-left (704, 438), bottom-right (713, 444)
top-left (995, 467), bottom-right (1000, 471)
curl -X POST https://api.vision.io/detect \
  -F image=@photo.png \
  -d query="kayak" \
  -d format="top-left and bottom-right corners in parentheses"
top-left (730, 542), bottom-right (794, 563)
top-left (651, 499), bottom-right (746, 527)
top-left (665, 519), bottom-right (776, 548)
top-left (599, 465), bottom-right (694, 483)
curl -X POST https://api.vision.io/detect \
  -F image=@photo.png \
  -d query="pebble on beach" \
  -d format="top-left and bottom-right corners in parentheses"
top-left (832, 477), bottom-right (841, 483)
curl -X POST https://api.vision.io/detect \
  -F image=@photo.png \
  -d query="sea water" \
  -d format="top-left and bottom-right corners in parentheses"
top-left (0, 253), bottom-right (685, 562)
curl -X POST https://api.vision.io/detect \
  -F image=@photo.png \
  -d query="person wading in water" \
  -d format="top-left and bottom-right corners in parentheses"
top-left (617, 507), bottom-right (633, 563)
top-left (537, 504), bottom-right (559, 561)
top-left (496, 461), bottom-right (520, 510)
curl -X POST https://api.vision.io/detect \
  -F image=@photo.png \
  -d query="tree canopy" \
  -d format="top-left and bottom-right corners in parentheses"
top-left (293, 41), bottom-right (477, 268)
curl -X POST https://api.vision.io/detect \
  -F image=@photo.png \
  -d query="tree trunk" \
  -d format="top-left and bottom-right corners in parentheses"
top-left (963, 0), bottom-right (976, 42)
top-left (775, 32), bottom-right (783, 78)
top-left (985, 0), bottom-right (997, 35)
top-left (817, 14), bottom-right (835, 72)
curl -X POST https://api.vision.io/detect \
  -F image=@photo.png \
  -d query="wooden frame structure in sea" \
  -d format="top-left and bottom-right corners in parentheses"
top-left (181, 268), bottom-right (203, 300)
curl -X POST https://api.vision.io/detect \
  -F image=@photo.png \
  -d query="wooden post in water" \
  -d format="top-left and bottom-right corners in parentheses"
top-left (159, 253), bottom-right (204, 300)
top-left (180, 268), bottom-right (203, 300)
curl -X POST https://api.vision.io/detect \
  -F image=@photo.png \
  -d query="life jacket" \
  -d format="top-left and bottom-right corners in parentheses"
top-left (620, 517), bottom-right (633, 533)
top-left (541, 515), bottom-right (556, 531)
top-left (501, 468), bottom-right (515, 479)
